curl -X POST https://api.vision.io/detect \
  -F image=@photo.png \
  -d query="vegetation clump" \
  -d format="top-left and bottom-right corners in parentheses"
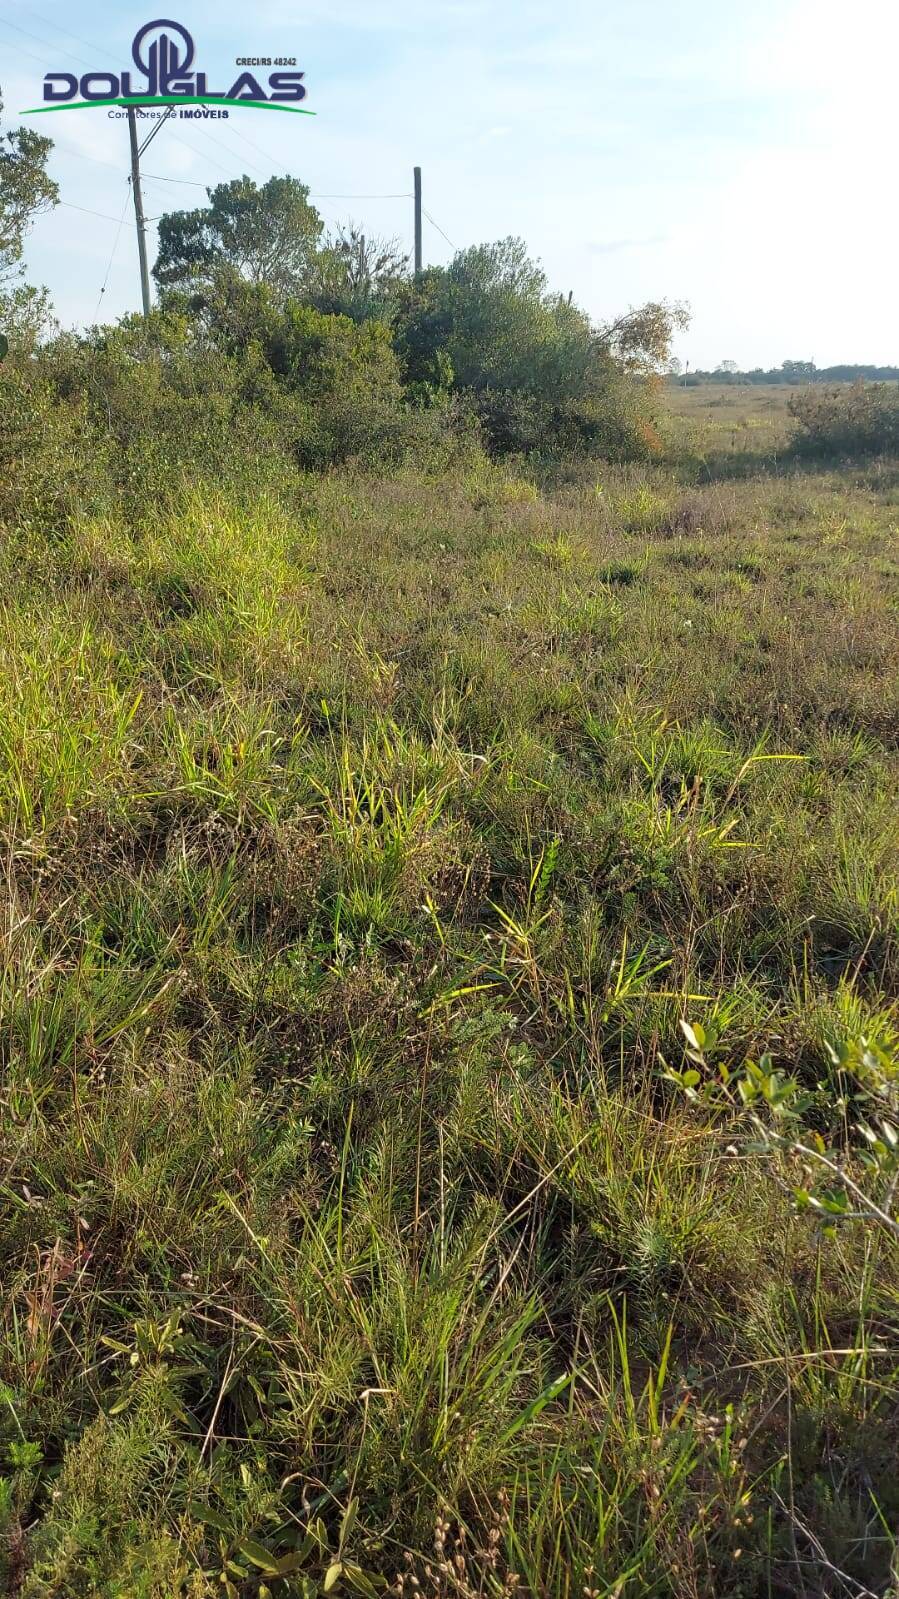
top-left (789, 380), bottom-right (899, 457)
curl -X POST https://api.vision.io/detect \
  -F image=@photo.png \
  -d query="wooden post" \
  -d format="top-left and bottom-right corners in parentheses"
top-left (127, 106), bottom-right (151, 320)
top-left (413, 165), bottom-right (422, 275)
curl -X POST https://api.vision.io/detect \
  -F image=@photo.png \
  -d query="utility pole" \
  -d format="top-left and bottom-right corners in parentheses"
top-left (127, 106), bottom-right (151, 320)
top-left (413, 165), bottom-right (422, 276)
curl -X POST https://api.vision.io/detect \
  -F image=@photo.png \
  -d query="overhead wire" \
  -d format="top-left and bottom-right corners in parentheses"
top-left (0, 25), bottom-right (52, 68)
top-left (59, 196), bottom-right (136, 223)
top-left (0, 11), bottom-right (94, 70)
top-left (2, 12), bottom-right (423, 212)
top-left (92, 180), bottom-right (131, 318)
top-left (216, 118), bottom-right (287, 172)
top-left (143, 171), bottom-right (207, 186)
top-left (0, 10), bottom-right (235, 179)
top-left (137, 104), bottom-right (175, 157)
top-left (312, 191), bottom-right (412, 199)
top-left (3, 6), bottom-right (314, 187)
top-left (12, 6), bottom-right (110, 62)
top-left (3, 7), bottom-right (457, 305)
top-left (42, 140), bottom-right (127, 175)
top-left (422, 206), bottom-right (456, 250)
top-left (139, 172), bottom-right (414, 200)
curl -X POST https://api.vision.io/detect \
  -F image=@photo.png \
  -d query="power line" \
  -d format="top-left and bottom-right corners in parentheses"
top-left (0, 11), bottom-right (94, 70)
top-left (200, 124), bottom-right (276, 181)
top-left (4, 5), bottom-right (289, 186)
top-left (49, 140), bottom-right (126, 175)
top-left (137, 104), bottom-right (175, 158)
top-left (141, 173), bottom-right (413, 199)
top-left (0, 10), bottom-right (233, 182)
top-left (93, 182), bottom-right (131, 319)
top-left (11, 0), bottom-right (299, 190)
top-left (312, 191), bottom-right (412, 199)
top-left (168, 127), bottom-right (234, 179)
top-left (4, 8), bottom-right (457, 306)
top-left (24, 6), bottom-right (115, 62)
top-left (0, 27), bottom-right (50, 68)
top-left (40, 136), bottom-right (213, 205)
top-left (57, 196), bottom-right (140, 224)
top-left (143, 171), bottom-right (207, 186)
top-left (2, 11), bottom-right (416, 211)
top-left (223, 121), bottom-right (286, 171)
top-left (12, 7), bottom-right (319, 203)
top-left (423, 206), bottom-right (456, 250)
top-left (187, 122), bottom-right (270, 181)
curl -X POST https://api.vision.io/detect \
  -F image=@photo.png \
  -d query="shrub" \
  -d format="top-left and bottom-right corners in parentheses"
top-left (0, 359), bottom-right (108, 533)
top-left (464, 383), bottom-right (663, 465)
top-left (789, 381), bottom-right (899, 456)
top-left (393, 242), bottom-right (680, 463)
top-left (0, 308), bottom-right (466, 517)
top-left (38, 326), bottom-right (308, 513)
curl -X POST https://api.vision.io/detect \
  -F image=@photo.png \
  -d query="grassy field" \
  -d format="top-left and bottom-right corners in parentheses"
top-left (666, 380), bottom-right (797, 410)
top-left (2, 400), bottom-right (899, 1596)
top-left (665, 382), bottom-right (797, 460)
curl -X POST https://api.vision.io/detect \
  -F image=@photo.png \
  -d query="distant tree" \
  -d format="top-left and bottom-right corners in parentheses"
top-left (716, 359), bottom-right (738, 374)
top-left (0, 94), bottom-right (58, 286)
top-left (153, 175), bottom-right (324, 304)
top-left (781, 358), bottom-right (816, 381)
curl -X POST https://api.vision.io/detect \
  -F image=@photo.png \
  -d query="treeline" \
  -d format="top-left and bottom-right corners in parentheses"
top-left (0, 145), bottom-right (692, 509)
top-left (676, 360), bottom-right (899, 385)
top-left (148, 177), bottom-right (687, 464)
top-left (5, 106), bottom-right (899, 488)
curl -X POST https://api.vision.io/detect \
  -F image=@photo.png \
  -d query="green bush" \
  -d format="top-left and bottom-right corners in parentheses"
top-left (0, 307), bottom-right (470, 523)
top-left (393, 241), bottom-right (676, 463)
top-left (789, 380), bottom-right (899, 456)
top-left (464, 380), bottom-right (662, 464)
top-left (0, 360), bottom-right (109, 533)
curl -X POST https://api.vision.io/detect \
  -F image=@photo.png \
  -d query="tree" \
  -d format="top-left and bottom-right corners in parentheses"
top-left (781, 358), bottom-right (816, 381)
top-left (153, 175), bottom-right (324, 304)
top-left (308, 225), bottom-right (409, 322)
top-left (0, 95), bottom-right (58, 287)
top-left (263, 302), bottom-right (401, 400)
top-left (395, 242), bottom-right (687, 407)
top-left (394, 238), bottom-right (596, 400)
top-left (596, 301), bottom-right (690, 376)
top-left (392, 239), bottom-right (689, 458)
top-left (0, 281), bottom-right (54, 350)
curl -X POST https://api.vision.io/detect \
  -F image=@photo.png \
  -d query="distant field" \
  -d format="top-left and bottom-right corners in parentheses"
top-left (2, 400), bottom-right (899, 1596)
top-left (664, 381), bottom-right (801, 457)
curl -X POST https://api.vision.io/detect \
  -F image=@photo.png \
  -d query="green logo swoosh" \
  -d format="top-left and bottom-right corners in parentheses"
top-left (21, 94), bottom-right (315, 115)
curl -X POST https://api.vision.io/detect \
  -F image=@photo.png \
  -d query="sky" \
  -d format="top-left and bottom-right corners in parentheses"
top-left (0, 0), bottom-right (897, 369)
